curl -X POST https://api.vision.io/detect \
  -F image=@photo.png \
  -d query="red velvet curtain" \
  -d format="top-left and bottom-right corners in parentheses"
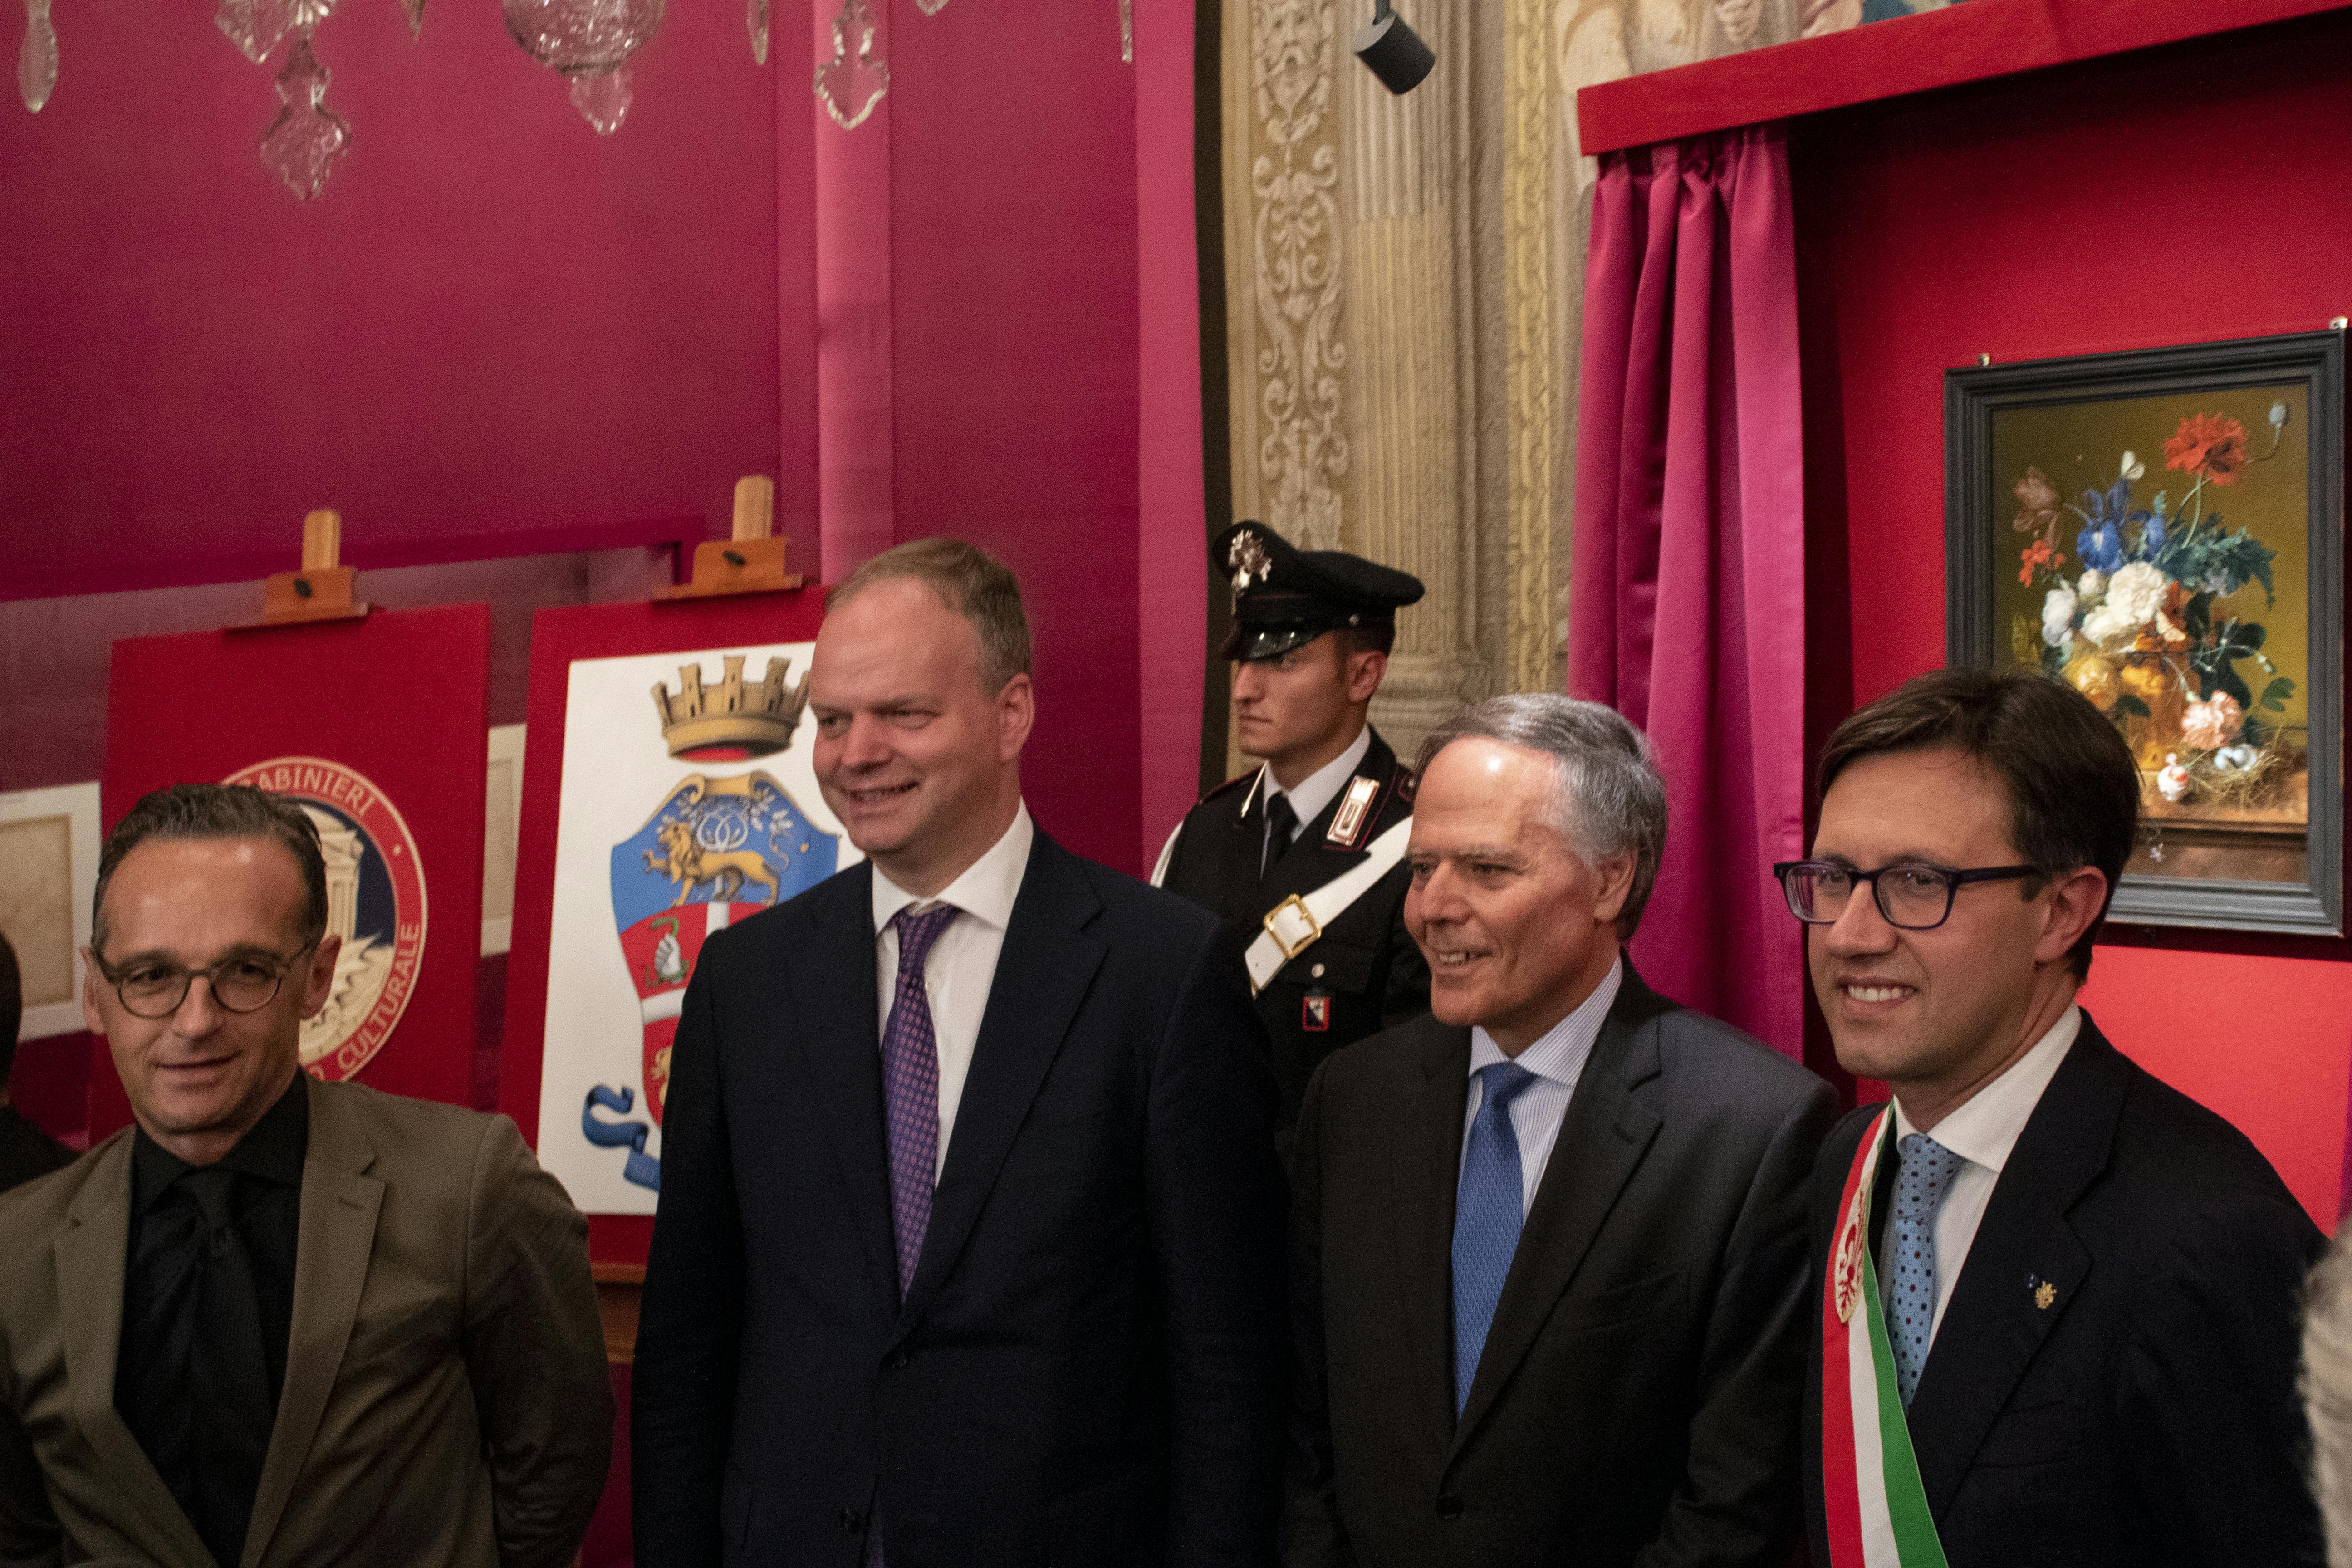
top-left (1568, 123), bottom-right (1806, 1059)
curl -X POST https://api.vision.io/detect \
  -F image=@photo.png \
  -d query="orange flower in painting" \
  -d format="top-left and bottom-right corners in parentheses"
top-left (2018, 538), bottom-right (2064, 584)
top-left (2164, 413), bottom-right (2251, 485)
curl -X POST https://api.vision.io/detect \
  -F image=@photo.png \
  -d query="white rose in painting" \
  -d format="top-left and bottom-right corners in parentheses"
top-left (2077, 568), bottom-right (2107, 606)
top-left (2041, 585), bottom-right (2078, 647)
top-left (2108, 560), bottom-right (2171, 623)
top-left (2082, 602), bottom-right (2141, 649)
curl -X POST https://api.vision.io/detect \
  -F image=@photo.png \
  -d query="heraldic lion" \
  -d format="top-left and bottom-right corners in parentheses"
top-left (644, 820), bottom-right (781, 907)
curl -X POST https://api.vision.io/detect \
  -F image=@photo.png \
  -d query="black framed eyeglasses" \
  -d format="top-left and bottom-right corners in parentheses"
top-left (1772, 861), bottom-right (2041, 931)
top-left (92, 942), bottom-right (319, 1020)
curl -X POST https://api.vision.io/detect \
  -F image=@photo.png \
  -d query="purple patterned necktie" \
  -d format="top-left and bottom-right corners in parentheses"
top-left (882, 903), bottom-right (960, 1300)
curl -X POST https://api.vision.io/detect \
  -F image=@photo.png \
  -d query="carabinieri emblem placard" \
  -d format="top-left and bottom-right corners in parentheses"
top-left (535, 644), bottom-right (852, 1214)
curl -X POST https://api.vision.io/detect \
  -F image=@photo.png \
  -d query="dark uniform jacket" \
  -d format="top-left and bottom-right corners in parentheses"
top-left (1801, 1015), bottom-right (2325, 1568)
top-left (1157, 729), bottom-right (1428, 1136)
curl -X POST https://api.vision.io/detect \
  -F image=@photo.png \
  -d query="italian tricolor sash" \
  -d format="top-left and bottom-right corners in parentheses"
top-left (1820, 1109), bottom-right (1949, 1568)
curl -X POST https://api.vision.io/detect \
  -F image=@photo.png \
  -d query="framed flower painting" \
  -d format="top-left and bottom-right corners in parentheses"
top-left (1946, 329), bottom-right (2345, 935)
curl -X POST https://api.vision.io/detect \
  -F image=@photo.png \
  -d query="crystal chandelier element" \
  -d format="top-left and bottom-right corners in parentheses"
top-left (813, 0), bottom-right (885, 131)
top-left (501, 0), bottom-right (665, 135)
top-left (912, 0), bottom-right (943, 14)
top-left (746, 0), bottom-right (765, 65)
top-left (258, 33), bottom-right (350, 198)
top-left (18, 0), bottom-right (55, 111)
top-left (216, 0), bottom-right (334, 67)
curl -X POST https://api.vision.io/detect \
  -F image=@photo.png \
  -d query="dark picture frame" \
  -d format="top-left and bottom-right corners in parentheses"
top-left (1946, 329), bottom-right (2345, 936)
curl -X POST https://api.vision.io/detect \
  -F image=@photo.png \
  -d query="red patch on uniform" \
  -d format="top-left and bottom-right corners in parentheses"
top-left (1303, 994), bottom-right (1331, 1033)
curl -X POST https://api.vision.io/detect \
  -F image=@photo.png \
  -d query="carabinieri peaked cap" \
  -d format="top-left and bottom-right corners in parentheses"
top-left (1212, 520), bottom-right (1426, 662)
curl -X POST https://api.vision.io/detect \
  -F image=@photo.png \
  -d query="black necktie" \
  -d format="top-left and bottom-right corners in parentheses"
top-left (1264, 794), bottom-right (1299, 877)
top-left (179, 1167), bottom-right (277, 1568)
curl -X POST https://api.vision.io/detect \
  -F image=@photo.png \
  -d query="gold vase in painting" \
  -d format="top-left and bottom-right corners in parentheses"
top-left (2116, 651), bottom-right (2192, 767)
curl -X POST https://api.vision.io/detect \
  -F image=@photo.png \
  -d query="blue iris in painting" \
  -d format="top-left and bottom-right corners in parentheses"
top-left (2078, 519), bottom-right (2124, 574)
top-left (2076, 476), bottom-right (2133, 573)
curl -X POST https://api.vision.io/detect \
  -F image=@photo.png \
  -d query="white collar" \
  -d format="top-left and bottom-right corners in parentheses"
top-left (1262, 725), bottom-right (1374, 831)
top-left (1892, 1003), bottom-right (2080, 1174)
top-left (870, 801), bottom-right (1034, 935)
top-left (1468, 956), bottom-right (1625, 1088)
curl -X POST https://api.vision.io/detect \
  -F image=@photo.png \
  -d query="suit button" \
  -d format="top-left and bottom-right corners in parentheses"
top-left (838, 1509), bottom-right (865, 1532)
top-left (886, 1350), bottom-right (910, 1370)
top-left (1436, 1496), bottom-right (1463, 1521)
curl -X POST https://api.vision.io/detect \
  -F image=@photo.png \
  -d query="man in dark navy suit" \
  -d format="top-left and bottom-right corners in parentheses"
top-left (632, 539), bottom-right (1287, 1568)
top-left (1789, 667), bottom-right (2323, 1568)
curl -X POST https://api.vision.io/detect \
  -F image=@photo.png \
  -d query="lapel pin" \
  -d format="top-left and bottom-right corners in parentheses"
top-left (2026, 1273), bottom-right (2056, 1310)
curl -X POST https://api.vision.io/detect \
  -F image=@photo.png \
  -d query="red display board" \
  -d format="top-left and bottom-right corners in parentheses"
top-left (93, 603), bottom-right (492, 1137)
top-left (499, 588), bottom-right (829, 1267)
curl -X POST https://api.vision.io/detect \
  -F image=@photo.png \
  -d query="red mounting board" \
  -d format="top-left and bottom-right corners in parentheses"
top-left (1576, 0), bottom-right (2352, 157)
top-left (497, 588), bottom-right (830, 1268)
top-left (98, 603), bottom-right (491, 1136)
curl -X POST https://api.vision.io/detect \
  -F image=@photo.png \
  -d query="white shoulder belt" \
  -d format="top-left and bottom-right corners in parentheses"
top-left (1244, 817), bottom-right (1413, 995)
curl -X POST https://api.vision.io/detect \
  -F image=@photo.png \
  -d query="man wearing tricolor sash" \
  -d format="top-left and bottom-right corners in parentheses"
top-left (1784, 668), bottom-right (2323, 1568)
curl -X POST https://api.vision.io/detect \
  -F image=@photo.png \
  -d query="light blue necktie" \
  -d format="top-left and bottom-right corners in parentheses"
top-left (1451, 1061), bottom-right (1540, 1415)
top-left (1886, 1131), bottom-right (1964, 1407)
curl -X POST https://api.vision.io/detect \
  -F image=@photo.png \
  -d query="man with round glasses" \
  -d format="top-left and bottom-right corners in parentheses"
top-left (0, 783), bottom-right (612, 1568)
top-left (1788, 667), bottom-right (2321, 1568)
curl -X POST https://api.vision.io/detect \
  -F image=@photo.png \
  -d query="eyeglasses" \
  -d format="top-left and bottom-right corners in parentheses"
top-left (1772, 861), bottom-right (2041, 931)
top-left (92, 942), bottom-right (319, 1020)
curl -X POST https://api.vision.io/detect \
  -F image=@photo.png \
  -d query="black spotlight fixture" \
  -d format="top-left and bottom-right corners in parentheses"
top-left (1353, 0), bottom-right (1435, 95)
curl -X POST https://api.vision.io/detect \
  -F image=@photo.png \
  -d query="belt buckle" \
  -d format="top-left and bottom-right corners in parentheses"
top-left (1263, 894), bottom-right (1321, 961)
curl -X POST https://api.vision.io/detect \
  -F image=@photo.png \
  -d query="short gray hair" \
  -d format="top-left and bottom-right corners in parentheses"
top-left (828, 537), bottom-right (1033, 698)
top-left (94, 784), bottom-right (328, 953)
top-left (2306, 1232), bottom-right (2352, 1563)
top-left (1415, 695), bottom-right (1668, 939)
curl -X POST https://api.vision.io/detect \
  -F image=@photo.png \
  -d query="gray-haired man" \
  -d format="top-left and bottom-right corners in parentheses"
top-left (1284, 694), bottom-right (1836, 1568)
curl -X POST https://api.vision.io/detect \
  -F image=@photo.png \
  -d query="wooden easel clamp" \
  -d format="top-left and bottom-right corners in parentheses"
top-left (233, 509), bottom-right (371, 630)
top-left (657, 475), bottom-right (805, 601)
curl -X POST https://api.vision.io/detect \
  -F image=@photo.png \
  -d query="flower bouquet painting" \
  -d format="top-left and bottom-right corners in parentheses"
top-left (1948, 332), bottom-right (2342, 935)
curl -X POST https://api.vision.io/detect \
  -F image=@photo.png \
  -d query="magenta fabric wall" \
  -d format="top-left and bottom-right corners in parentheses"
top-left (0, 0), bottom-right (808, 598)
top-left (1134, 0), bottom-right (1211, 868)
top-left (806, 4), bottom-right (1176, 876)
top-left (889, 8), bottom-right (1141, 874)
top-left (1571, 128), bottom-right (1808, 1060)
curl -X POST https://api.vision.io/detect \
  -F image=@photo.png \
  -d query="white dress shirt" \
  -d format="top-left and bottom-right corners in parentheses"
top-left (1259, 725), bottom-right (1372, 852)
top-left (1883, 1003), bottom-right (2080, 1347)
top-left (1460, 958), bottom-right (1625, 1217)
top-left (870, 803), bottom-right (1034, 1178)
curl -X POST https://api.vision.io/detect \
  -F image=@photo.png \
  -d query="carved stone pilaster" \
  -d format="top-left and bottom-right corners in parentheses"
top-left (1504, 0), bottom-right (1563, 694)
top-left (1338, 0), bottom-right (1494, 762)
top-left (1226, 0), bottom-right (1349, 551)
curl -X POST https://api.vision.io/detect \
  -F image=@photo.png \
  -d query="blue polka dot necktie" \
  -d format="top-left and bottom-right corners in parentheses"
top-left (1451, 1061), bottom-right (1540, 1416)
top-left (1887, 1131), bottom-right (1964, 1407)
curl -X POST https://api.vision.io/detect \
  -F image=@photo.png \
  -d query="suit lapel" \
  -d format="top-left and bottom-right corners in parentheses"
top-left (1906, 1020), bottom-right (2122, 1516)
top-left (1392, 1020), bottom-right (1471, 1453)
top-left (1258, 734), bottom-right (1398, 894)
top-left (1451, 973), bottom-right (1670, 1453)
top-left (242, 1078), bottom-right (383, 1568)
top-left (896, 833), bottom-right (1106, 1331)
top-left (51, 1135), bottom-right (218, 1568)
top-left (793, 865), bottom-right (900, 1307)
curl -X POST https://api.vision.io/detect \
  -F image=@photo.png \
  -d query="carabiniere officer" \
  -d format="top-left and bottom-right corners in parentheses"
top-left (1153, 520), bottom-right (1431, 1140)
